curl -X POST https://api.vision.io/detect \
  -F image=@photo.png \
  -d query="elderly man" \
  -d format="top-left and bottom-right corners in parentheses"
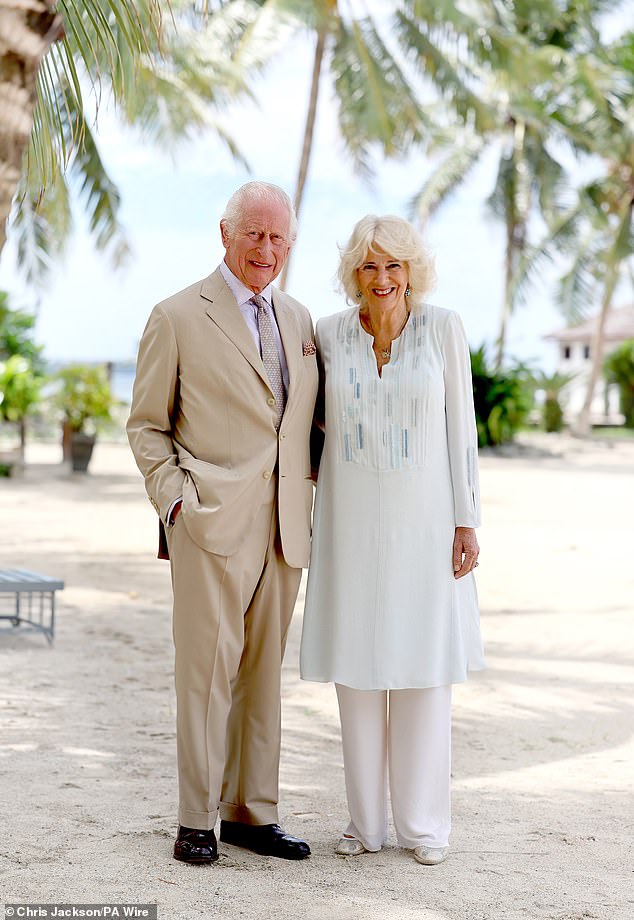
top-left (127, 182), bottom-right (318, 863)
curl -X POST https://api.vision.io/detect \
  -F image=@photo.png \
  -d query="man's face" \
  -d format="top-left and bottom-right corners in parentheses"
top-left (221, 198), bottom-right (292, 293)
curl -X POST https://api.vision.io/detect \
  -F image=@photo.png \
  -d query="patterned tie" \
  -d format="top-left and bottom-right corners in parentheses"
top-left (252, 294), bottom-right (286, 429)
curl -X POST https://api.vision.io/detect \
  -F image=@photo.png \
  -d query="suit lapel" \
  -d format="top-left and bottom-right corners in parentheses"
top-left (272, 290), bottom-right (302, 404)
top-left (200, 271), bottom-right (270, 390)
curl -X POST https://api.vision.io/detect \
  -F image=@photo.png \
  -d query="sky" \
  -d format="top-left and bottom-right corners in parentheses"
top-left (0, 12), bottom-right (631, 373)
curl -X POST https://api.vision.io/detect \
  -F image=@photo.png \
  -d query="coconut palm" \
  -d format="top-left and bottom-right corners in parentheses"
top-left (512, 28), bottom-right (633, 435)
top-left (227, 0), bottom-right (428, 289)
top-left (2, 0), bottom-right (259, 283)
top-left (0, 0), bottom-right (64, 253)
top-left (519, 186), bottom-right (632, 437)
top-left (397, 0), bottom-right (612, 368)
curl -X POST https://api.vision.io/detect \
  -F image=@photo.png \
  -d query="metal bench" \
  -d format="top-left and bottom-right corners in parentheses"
top-left (0, 569), bottom-right (64, 644)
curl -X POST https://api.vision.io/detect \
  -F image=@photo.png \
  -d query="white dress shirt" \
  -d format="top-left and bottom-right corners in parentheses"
top-left (219, 261), bottom-right (290, 392)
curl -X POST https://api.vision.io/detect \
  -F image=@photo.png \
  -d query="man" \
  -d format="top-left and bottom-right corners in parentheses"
top-left (127, 182), bottom-right (318, 864)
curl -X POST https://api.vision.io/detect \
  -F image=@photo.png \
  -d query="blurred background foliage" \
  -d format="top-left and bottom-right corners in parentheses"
top-left (0, 0), bottom-right (632, 451)
top-left (604, 340), bottom-right (634, 429)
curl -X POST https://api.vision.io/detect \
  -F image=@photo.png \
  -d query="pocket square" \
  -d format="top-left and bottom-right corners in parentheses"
top-left (303, 341), bottom-right (317, 356)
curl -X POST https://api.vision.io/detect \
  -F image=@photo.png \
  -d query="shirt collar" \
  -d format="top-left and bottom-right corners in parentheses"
top-left (219, 261), bottom-right (273, 307)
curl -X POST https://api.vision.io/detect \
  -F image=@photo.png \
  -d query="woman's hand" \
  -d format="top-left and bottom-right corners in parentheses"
top-left (452, 527), bottom-right (479, 579)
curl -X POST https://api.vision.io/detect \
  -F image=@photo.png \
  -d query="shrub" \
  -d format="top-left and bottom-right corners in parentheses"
top-left (604, 340), bottom-right (634, 428)
top-left (0, 355), bottom-right (43, 423)
top-left (470, 346), bottom-right (533, 447)
top-left (531, 370), bottom-right (575, 433)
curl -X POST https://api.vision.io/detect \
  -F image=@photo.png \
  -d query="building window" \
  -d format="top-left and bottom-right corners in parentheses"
top-left (583, 344), bottom-right (591, 360)
top-left (562, 345), bottom-right (571, 360)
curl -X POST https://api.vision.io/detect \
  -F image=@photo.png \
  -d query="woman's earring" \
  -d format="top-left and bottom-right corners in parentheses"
top-left (405, 285), bottom-right (411, 297)
top-left (356, 290), bottom-right (362, 299)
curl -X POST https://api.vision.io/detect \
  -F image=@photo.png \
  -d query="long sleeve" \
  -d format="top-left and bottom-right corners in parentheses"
top-left (443, 311), bottom-right (481, 528)
top-left (126, 305), bottom-right (186, 523)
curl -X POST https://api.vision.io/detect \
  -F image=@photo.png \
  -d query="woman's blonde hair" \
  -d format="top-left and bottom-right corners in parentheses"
top-left (337, 214), bottom-right (436, 306)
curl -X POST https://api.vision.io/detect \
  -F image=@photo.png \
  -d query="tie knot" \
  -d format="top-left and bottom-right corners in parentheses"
top-left (251, 294), bottom-right (268, 312)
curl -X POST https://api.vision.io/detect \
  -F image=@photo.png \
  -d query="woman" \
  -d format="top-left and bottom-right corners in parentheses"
top-left (300, 214), bottom-right (485, 866)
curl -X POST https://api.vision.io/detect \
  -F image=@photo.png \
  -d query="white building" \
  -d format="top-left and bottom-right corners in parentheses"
top-left (544, 305), bottom-right (634, 424)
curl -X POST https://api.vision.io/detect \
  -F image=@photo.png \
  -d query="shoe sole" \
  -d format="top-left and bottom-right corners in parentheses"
top-left (173, 852), bottom-right (219, 865)
top-left (219, 836), bottom-right (309, 860)
top-left (413, 852), bottom-right (448, 866)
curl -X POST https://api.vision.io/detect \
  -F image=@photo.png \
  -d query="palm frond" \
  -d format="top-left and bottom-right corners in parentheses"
top-left (27, 0), bottom-right (164, 191)
top-left (69, 117), bottom-right (129, 264)
top-left (555, 240), bottom-right (602, 323)
top-left (394, 8), bottom-right (498, 136)
top-left (212, 0), bottom-right (300, 73)
top-left (12, 176), bottom-right (73, 287)
top-left (409, 135), bottom-right (485, 221)
top-left (510, 202), bottom-right (584, 309)
top-left (330, 15), bottom-right (429, 177)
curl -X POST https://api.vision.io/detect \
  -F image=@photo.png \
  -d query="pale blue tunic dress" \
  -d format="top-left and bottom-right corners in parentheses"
top-left (300, 302), bottom-right (485, 690)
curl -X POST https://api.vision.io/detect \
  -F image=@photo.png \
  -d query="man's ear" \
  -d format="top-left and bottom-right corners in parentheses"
top-left (220, 220), bottom-right (230, 248)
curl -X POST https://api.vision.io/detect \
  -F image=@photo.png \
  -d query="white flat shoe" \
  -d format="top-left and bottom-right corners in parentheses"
top-left (413, 845), bottom-right (449, 866)
top-left (335, 836), bottom-right (367, 856)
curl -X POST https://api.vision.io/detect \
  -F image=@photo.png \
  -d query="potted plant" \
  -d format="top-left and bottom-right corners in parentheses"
top-left (55, 364), bottom-right (114, 472)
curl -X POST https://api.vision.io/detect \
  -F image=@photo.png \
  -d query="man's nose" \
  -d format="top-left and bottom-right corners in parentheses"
top-left (257, 237), bottom-right (274, 259)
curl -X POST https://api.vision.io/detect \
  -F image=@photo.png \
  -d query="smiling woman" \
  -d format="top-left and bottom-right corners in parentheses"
top-left (357, 251), bottom-right (411, 372)
top-left (300, 212), bottom-right (484, 866)
top-left (339, 214), bottom-right (437, 377)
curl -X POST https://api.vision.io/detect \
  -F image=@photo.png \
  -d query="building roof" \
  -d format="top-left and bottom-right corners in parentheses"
top-left (545, 305), bottom-right (634, 344)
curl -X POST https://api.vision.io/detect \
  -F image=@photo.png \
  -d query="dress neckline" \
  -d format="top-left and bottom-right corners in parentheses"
top-left (355, 303), bottom-right (419, 379)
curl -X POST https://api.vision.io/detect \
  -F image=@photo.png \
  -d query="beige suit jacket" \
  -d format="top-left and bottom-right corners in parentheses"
top-left (127, 269), bottom-right (319, 567)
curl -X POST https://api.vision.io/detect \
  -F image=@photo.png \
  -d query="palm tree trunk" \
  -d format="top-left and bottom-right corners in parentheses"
top-left (0, 0), bottom-right (63, 254)
top-left (495, 224), bottom-right (515, 369)
top-left (495, 120), bottom-right (527, 370)
top-left (279, 25), bottom-right (328, 292)
top-left (572, 264), bottom-right (620, 437)
top-left (18, 415), bottom-right (26, 460)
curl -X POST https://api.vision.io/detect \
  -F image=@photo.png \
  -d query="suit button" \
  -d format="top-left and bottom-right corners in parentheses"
top-left (267, 396), bottom-right (275, 407)
top-left (262, 471), bottom-right (271, 480)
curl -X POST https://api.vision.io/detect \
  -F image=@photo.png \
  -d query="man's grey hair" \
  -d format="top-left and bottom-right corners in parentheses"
top-left (221, 181), bottom-right (298, 242)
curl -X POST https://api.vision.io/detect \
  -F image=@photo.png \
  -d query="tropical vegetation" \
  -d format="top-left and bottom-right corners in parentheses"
top-left (0, 292), bottom-right (44, 454)
top-left (1, 0), bottom-right (260, 282)
top-left (531, 370), bottom-right (575, 433)
top-left (401, 0), bottom-right (627, 372)
top-left (604, 340), bottom-right (634, 429)
top-left (54, 363), bottom-right (115, 434)
top-left (470, 346), bottom-right (533, 447)
top-left (1, 0), bottom-right (631, 444)
top-left (513, 23), bottom-right (634, 435)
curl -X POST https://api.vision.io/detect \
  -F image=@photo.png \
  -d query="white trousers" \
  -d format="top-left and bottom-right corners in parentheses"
top-left (335, 684), bottom-right (452, 851)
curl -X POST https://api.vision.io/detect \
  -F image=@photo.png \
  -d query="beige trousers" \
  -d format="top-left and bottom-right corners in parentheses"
top-left (167, 484), bottom-right (302, 830)
top-left (335, 684), bottom-right (452, 850)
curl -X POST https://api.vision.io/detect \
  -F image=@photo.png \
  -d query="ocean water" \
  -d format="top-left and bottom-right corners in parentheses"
top-left (111, 363), bottom-right (136, 405)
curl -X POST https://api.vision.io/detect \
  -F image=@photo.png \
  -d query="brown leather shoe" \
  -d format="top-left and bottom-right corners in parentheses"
top-left (219, 820), bottom-right (310, 859)
top-left (173, 825), bottom-right (218, 864)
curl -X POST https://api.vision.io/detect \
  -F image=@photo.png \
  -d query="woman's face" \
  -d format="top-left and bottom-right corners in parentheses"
top-left (356, 246), bottom-right (409, 313)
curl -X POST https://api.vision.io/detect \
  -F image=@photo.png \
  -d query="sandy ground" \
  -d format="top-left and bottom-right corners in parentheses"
top-left (0, 433), bottom-right (633, 920)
